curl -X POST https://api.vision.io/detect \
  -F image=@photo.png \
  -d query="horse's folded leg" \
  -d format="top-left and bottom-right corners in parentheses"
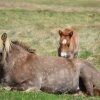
top-left (25, 87), bottom-right (41, 92)
top-left (84, 81), bottom-right (94, 96)
top-left (73, 91), bottom-right (86, 96)
top-left (11, 86), bottom-right (25, 91)
top-left (3, 86), bottom-right (12, 91)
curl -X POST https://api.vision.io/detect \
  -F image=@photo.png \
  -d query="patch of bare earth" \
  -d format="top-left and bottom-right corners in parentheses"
top-left (0, 1), bottom-right (100, 12)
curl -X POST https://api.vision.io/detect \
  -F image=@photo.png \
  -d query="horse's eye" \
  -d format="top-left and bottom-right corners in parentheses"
top-left (0, 53), bottom-right (2, 56)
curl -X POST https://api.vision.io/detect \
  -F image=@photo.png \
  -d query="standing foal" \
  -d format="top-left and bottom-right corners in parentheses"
top-left (58, 28), bottom-right (78, 59)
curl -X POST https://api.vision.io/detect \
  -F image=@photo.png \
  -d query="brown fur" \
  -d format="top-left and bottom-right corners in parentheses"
top-left (72, 59), bottom-right (100, 96)
top-left (93, 88), bottom-right (100, 96)
top-left (0, 33), bottom-right (81, 94)
top-left (11, 40), bottom-right (36, 54)
top-left (58, 28), bottom-right (78, 59)
top-left (0, 33), bottom-right (100, 96)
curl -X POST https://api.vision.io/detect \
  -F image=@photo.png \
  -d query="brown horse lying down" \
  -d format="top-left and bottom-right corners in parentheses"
top-left (0, 33), bottom-right (100, 96)
top-left (0, 34), bottom-right (81, 94)
top-left (58, 28), bottom-right (78, 59)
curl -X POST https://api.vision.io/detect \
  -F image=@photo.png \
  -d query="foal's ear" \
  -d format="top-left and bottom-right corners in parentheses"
top-left (59, 30), bottom-right (62, 36)
top-left (69, 31), bottom-right (73, 38)
top-left (1, 33), bottom-right (7, 42)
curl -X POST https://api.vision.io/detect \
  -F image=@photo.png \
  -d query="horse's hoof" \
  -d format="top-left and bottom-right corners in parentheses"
top-left (25, 87), bottom-right (40, 92)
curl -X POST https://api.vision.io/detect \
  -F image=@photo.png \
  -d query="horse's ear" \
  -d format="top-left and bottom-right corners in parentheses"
top-left (1, 33), bottom-right (7, 42)
top-left (69, 31), bottom-right (73, 38)
top-left (59, 30), bottom-right (62, 36)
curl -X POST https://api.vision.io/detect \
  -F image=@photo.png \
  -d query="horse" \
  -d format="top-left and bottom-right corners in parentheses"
top-left (58, 28), bottom-right (78, 59)
top-left (0, 33), bottom-right (81, 94)
top-left (0, 33), bottom-right (100, 96)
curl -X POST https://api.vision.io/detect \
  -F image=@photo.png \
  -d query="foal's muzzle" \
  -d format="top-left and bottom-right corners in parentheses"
top-left (60, 52), bottom-right (70, 58)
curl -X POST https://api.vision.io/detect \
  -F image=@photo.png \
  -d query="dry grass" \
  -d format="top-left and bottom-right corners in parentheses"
top-left (0, 1), bottom-right (100, 12)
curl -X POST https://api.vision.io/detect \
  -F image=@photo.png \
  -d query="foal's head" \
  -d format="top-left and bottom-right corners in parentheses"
top-left (58, 28), bottom-right (73, 58)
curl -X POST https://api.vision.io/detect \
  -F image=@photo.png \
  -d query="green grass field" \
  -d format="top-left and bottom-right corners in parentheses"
top-left (1, 0), bottom-right (100, 7)
top-left (1, 90), bottom-right (100, 100)
top-left (0, 0), bottom-right (100, 99)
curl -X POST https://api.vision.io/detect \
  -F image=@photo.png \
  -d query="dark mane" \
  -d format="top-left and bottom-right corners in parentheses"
top-left (11, 40), bottom-right (36, 54)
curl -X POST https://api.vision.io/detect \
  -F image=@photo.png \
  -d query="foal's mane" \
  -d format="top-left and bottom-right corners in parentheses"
top-left (11, 40), bottom-right (36, 54)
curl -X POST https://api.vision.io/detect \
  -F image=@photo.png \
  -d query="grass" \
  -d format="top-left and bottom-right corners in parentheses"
top-left (1, 0), bottom-right (100, 7)
top-left (0, 10), bottom-right (99, 57)
top-left (0, 0), bottom-right (100, 99)
top-left (0, 90), bottom-right (100, 100)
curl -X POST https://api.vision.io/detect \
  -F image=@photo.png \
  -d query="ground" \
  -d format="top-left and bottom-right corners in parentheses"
top-left (0, 0), bottom-right (100, 99)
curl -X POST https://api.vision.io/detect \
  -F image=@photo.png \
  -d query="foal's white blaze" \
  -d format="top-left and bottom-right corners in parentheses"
top-left (61, 52), bottom-right (67, 57)
top-left (62, 39), bottom-right (67, 45)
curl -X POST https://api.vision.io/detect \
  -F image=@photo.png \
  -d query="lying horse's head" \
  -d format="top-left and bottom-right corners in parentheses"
top-left (0, 33), bottom-right (35, 64)
top-left (0, 33), bottom-right (10, 63)
top-left (0, 33), bottom-right (36, 84)
top-left (58, 28), bottom-right (73, 58)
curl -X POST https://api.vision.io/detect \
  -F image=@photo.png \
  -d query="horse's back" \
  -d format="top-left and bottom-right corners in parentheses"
top-left (30, 55), bottom-right (80, 93)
